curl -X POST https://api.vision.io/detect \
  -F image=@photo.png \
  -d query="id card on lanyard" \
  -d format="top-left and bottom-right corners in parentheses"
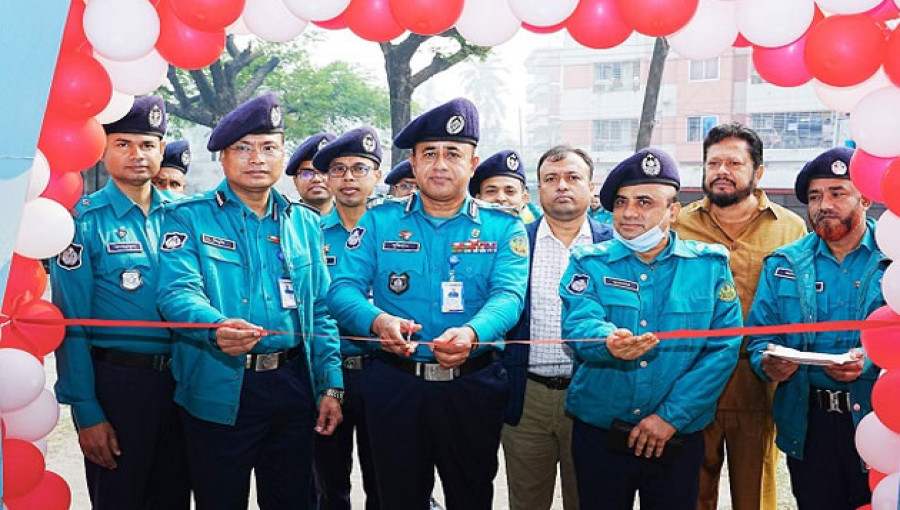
top-left (442, 255), bottom-right (464, 313)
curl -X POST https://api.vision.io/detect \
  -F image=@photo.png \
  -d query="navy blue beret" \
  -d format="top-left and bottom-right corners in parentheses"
top-left (161, 140), bottom-right (190, 174)
top-left (469, 150), bottom-right (526, 197)
top-left (286, 132), bottom-right (336, 176)
top-left (312, 126), bottom-right (382, 172)
top-left (599, 147), bottom-right (680, 211)
top-left (385, 160), bottom-right (413, 185)
top-left (103, 95), bottom-right (166, 138)
top-left (394, 98), bottom-right (479, 149)
top-left (794, 147), bottom-right (854, 204)
top-left (207, 92), bottom-right (284, 152)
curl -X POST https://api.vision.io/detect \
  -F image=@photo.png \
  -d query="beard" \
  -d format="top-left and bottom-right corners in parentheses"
top-left (703, 176), bottom-right (756, 207)
top-left (810, 207), bottom-right (860, 242)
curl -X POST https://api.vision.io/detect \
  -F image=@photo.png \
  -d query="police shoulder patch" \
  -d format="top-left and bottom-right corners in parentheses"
top-left (346, 227), bottom-right (366, 250)
top-left (510, 234), bottom-right (529, 257)
top-left (161, 232), bottom-right (188, 251)
top-left (717, 281), bottom-right (737, 302)
top-left (566, 274), bottom-right (590, 295)
top-left (57, 243), bottom-right (83, 270)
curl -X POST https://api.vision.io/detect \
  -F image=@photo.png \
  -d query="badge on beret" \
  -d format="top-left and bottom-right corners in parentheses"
top-left (510, 234), bottom-right (528, 257)
top-left (161, 232), bottom-right (188, 251)
top-left (148, 104), bottom-right (163, 128)
top-left (181, 149), bottom-right (191, 167)
top-left (362, 133), bottom-right (376, 153)
top-left (120, 269), bottom-right (143, 291)
top-left (831, 160), bottom-right (848, 176)
top-left (317, 137), bottom-right (330, 150)
top-left (57, 243), bottom-right (83, 270)
top-left (566, 274), bottom-right (590, 295)
top-left (346, 227), bottom-right (365, 250)
top-left (388, 272), bottom-right (409, 295)
top-left (641, 153), bottom-right (661, 176)
top-left (446, 115), bottom-right (465, 135)
top-left (506, 153), bottom-right (520, 171)
top-left (270, 105), bottom-right (283, 127)
top-left (717, 281), bottom-right (737, 302)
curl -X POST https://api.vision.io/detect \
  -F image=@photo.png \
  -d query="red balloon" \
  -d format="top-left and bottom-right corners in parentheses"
top-left (805, 14), bottom-right (888, 87)
top-left (1, 439), bottom-right (45, 499)
top-left (2, 255), bottom-right (47, 313)
top-left (46, 51), bottom-right (113, 119)
top-left (41, 169), bottom-right (84, 211)
top-left (4, 471), bottom-right (71, 510)
top-left (3, 300), bottom-right (66, 357)
top-left (313, 15), bottom-right (348, 30)
top-left (881, 159), bottom-right (900, 216)
top-left (733, 33), bottom-right (752, 47)
top-left (170, 0), bottom-right (245, 32)
top-left (38, 115), bottom-right (106, 173)
top-left (869, 469), bottom-right (888, 492)
top-left (522, 21), bottom-right (568, 34)
top-left (390, 0), bottom-right (463, 35)
top-left (343, 0), bottom-right (404, 42)
top-left (752, 34), bottom-right (813, 87)
top-left (156, 0), bottom-right (226, 70)
top-left (60, 0), bottom-right (91, 54)
top-left (850, 148), bottom-right (893, 203)
top-left (619, 0), bottom-right (698, 37)
top-left (867, 0), bottom-right (900, 22)
top-left (872, 370), bottom-right (900, 432)
top-left (567, 0), bottom-right (632, 49)
top-left (884, 27), bottom-right (900, 87)
top-left (861, 306), bottom-right (900, 369)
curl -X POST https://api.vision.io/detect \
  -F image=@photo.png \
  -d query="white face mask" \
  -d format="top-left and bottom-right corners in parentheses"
top-left (613, 207), bottom-right (671, 253)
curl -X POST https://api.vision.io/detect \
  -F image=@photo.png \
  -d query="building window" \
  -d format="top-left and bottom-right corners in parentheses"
top-left (689, 58), bottom-right (720, 81)
top-left (592, 119), bottom-right (639, 152)
top-left (593, 61), bottom-right (641, 93)
top-left (750, 111), bottom-right (835, 149)
top-left (687, 115), bottom-right (719, 142)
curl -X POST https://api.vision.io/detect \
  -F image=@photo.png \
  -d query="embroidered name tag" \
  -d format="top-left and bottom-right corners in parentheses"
top-left (106, 242), bottom-right (143, 254)
top-left (201, 234), bottom-right (236, 250)
top-left (774, 267), bottom-right (795, 279)
top-left (815, 281), bottom-right (825, 292)
top-left (603, 276), bottom-right (639, 293)
top-left (450, 240), bottom-right (497, 254)
top-left (382, 241), bottom-right (421, 252)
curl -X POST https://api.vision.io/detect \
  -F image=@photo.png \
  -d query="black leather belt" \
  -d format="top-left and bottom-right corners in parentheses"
top-left (92, 346), bottom-right (171, 372)
top-left (527, 372), bottom-right (572, 390)
top-left (810, 388), bottom-right (852, 413)
top-left (379, 351), bottom-right (495, 381)
top-left (342, 355), bottom-right (368, 370)
top-left (245, 346), bottom-right (302, 372)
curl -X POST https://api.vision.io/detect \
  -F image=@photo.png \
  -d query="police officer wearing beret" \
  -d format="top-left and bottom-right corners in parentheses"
top-left (288, 132), bottom-right (337, 215)
top-left (153, 139), bottom-right (190, 195)
top-left (327, 98), bottom-right (529, 510)
top-left (559, 148), bottom-right (742, 510)
top-left (51, 95), bottom-right (190, 509)
top-left (470, 149), bottom-right (540, 224)
top-left (747, 147), bottom-right (882, 510)
top-left (384, 160), bottom-right (417, 197)
top-left (310, 126), bottom-right (383, 510)
top-left (156, 92), bottom-right (344, 509)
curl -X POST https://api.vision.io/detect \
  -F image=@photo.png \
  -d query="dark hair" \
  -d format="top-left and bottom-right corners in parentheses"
top-left (702, 122), bottom-right (764, 169)
top-left (537, 145), bottom-right (594, 180)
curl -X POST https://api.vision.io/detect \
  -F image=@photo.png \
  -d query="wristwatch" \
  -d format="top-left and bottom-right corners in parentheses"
top-left (322, 388), bottom-right (344, 405)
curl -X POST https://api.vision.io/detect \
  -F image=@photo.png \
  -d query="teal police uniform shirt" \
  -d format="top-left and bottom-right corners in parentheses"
top-left (156, 180), bottom-right (342, 425)
top-left (51, 180), bottom-right (172, 429)
top-left (746, 218), bottom-right (886, 459)
top-left (589, 207), bottom-right (613, 225)
top-left (326, 193), bottom-right (529, 361)
top-left (560, 232), bottom-right (743, 434)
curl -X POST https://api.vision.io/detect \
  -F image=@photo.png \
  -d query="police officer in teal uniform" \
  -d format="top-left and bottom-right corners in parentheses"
top-left (287, 132), bottom-right (337, 215)
top-left (310, 126), bottom-right (383, 510)
top-left (469, 149), bottom-right (540, 225)
top-left (327, 98), bottom-right (529, 510)
top-left (51, 95), bottom-right (190, 510)
top-left (156, 92), bottom-right (343, 510)
top-left (559, 148), bottom-right (743, 510)
top-left (747, 147), bottom-right (883, 510)
top-left (153, 139), bottom-right (190, 195)
top-left (384, 160), bottom-right (417, 197)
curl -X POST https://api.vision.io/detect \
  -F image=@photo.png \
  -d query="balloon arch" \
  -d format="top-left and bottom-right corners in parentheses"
top-left (4, 0), bottom-right (900, 508)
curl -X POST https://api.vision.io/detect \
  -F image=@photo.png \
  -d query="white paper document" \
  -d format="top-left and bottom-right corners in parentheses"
top-left (761, 345), bottom-right (858, 366)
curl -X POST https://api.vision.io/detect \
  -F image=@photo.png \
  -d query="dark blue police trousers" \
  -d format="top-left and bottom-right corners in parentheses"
top-left (85, 359), bottom-right (190, 510)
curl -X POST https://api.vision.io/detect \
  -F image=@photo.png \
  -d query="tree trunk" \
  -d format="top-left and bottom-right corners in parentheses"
top-left (382, 42), bottom-right (415, 165)
top-left (636, 37), bottom-right (670, 151)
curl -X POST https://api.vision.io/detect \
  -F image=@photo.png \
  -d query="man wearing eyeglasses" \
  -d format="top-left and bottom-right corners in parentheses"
top-left (384, 160), bottom-right (418, 198)
top-left (287, 132), bottom-right (337, 215)
top-left (157, 92), bottom-right (344, 510)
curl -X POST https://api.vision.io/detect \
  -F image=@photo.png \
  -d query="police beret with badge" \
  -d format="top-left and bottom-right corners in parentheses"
top-left (207, 91), bottom-right (284, 152)
top-left (599, 147), bottom-right (680, 212)
top-left (794, 147), bottom-right (854, 204)
top-left (385, 160), bottom-right (413, 185)
top-left (285, 132), bottom-right (336, 176)
top-left (468, 149), bottom-right (526, 197)
top-left (393, 97), bottom-right (480, 149)
top-left (103, 95), bottom-right (167, 138)
top-left (161, 140), bottom-right (191, 175)
top-left (312, 126), bottom-right (382, 172)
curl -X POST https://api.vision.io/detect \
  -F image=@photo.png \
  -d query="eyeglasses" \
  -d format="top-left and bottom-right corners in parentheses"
top-left (395, 182), bottom-right (417, 192)
top-left (327, 163), bottom-right (373, 178)
top-left (227, 143), bottom-right (283, 159)
top-left (297, 169), bottom-right (321, 180)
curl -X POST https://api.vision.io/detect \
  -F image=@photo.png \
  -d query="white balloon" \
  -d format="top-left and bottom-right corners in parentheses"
top-left (876, 210), bottom-right (900, 261)
top-left (33, 437), bottom-right (49, 456)
top-left (95, 90), bottom-right (135, 124)
top-left (815, 0), bottom-right (881, 14)
top-left (2, 389), bottom-right (60, 442)
top-left (507, 0), bottom-right (579, 26)
top-left (84, 0), bottom-right (160, 62)
top-left (873, 473), bottom-right (900, 510)
top-left (814, 69), bottom-right (894, 113)
top-left (226, 15), bottom-right (253, 35)
top-left (0, 349), bottom-right (46, 413)
top-left (15, 197), bottom-right (76, 260)
top-left (283, 0), bottom-right (350, 22)
top-left (244, 0), bottom-right (308, 42)
top-left (735, 0), bottom-right (816, 48)
top-left (456, 0), bottom-right (520, 47)
top-left (856, 412), bottom-right (900, 473)
top-left (883, 262), bottom-right (900, 314)
top-left (669, 0), bottom-right (738, 60)
top-left (25, 150), bottom-right (50, 201)
top-left (95, 50), bottom-right (168, 96)
top-left (851, 87), bottom-right (900, 158)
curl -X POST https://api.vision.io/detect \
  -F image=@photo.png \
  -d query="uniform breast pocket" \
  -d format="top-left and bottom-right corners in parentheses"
top-left (602, 291), bottom-right (641, 329)
top-left (458, 255), bottom-right (491, 309)
top-left (200, 245), bottom-right (243, 281)
top-left (775, 282), bottom-right (802, 319)
top-left (375, 252), bottom-right (427, 301)
top-left (663, 294), bottom-right (715, 329)
top-left (287, 252), bottom-right (312, 305)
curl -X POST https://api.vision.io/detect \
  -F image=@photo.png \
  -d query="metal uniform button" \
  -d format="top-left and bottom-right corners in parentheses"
top-left (640, 319), bottom-right (648, 327)
top-left (853, 403), bottom-right (861, 412)
top-left (633, 409), bottom-right (641, 415)
top-left (639, 360), bottom-right (648, 368)
top-left (640, 274), bottom-right (647, 281)
top-left (241, 298), bottom-right (249, 304)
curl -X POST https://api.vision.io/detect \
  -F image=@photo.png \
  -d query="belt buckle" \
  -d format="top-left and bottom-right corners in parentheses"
top-left (421, 363), bottom-right (454, 382)
top-left (343, 356), bottom-right (364, 370)
top-left (825, 389), bottom-right (844, 413)
top-left (152, 355), bottom-right (171, 372)
top-left (254, 352), bottom-right (281, 372)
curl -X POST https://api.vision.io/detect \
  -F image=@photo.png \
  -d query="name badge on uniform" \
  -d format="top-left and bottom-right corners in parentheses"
top-left (279, 277), bottom-right (297, 309)
top-left (382, 241), bottom-right (421, 252)
top-left (107, 242), bottom-right (143, 254)
top-left (441, 281), bottom-right (464, 313)
top-left (326, 256), bottom-right (337, 266)
top-left (121, 269), bottom-right (143, 291)
top-left (603, 276), bottom-right (638, 293)
top-left (774, 267), bottom-right (795, 280)
top-left (202, 234), bottom-right (236, 251)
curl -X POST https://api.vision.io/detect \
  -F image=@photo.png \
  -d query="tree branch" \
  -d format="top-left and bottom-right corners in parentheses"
top-left (189, 69), bottom-right (217, 110)
top-left (236, 57), bottom-right (279, 104)
top-left (411, 49), bottom-right (473, 88)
